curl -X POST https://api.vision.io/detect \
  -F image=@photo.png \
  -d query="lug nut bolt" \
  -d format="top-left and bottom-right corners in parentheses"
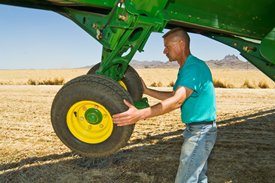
top-left (118, 15), bottom-right (128, 21)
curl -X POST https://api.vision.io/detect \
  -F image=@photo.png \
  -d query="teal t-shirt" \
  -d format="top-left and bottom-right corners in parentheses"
top-left (173, 54), bottom-right (216, 123)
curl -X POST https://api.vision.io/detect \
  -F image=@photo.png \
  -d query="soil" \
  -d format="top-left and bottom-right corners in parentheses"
top-left (0, 86), bottom-right (275, 183)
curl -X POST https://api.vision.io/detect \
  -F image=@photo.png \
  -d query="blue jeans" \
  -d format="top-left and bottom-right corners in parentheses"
top-left (175, 121), bottom-right (217, 183)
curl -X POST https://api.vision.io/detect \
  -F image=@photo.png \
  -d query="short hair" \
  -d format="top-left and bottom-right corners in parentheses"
top-left (162, 28), bottom-right (190, 47)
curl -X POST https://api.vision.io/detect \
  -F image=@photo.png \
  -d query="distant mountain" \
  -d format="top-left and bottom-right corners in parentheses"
top-left (129, 59), bottom-right (178, 68)
top-left (83, 54), bottom-right (257, 70)
top-left (206, 55), bottom-right (256, 69)
top-left (130, 55), bottom-right (256, 69)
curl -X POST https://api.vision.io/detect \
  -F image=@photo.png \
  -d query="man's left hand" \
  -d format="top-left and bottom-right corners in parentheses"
top-left (112, 100), bottom-right (142, 126)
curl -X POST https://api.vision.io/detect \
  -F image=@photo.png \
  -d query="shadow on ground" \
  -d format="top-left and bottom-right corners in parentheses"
top-left (1, 108), bottom-right (275, 183)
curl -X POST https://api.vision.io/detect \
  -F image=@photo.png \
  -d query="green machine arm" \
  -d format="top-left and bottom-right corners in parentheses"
top-left (1, 0), bottom-right (274, 81)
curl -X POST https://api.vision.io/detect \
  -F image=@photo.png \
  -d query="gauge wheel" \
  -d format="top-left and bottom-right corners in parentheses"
top-left (51, 74), bottom-right (134, 157)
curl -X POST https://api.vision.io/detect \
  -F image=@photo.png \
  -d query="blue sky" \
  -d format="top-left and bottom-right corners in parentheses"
top-left (0, 4), bottom-right (245, 69)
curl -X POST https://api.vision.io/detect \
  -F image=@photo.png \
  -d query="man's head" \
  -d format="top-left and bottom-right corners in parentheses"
top-left (162, 28), bottom-right (190, 62)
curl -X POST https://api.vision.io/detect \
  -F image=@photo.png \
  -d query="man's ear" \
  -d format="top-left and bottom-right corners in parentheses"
top-left (179, 40), bottom-right (185, 50)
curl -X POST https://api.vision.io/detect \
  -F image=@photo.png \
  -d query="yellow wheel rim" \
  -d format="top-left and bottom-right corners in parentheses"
top-left (118, 80), bottom-right (127, 90)
top-left (66, 100), bottom-right (113, 144)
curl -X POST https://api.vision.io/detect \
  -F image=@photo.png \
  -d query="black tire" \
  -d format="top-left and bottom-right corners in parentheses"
top-left (87, 63), bottom-right (143, 102)
top-left (51, 74), bottom-right (135, 158)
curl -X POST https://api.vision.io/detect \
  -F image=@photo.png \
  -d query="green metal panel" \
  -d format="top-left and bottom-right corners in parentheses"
top-left (0, 0), bottom-right (274, 81)
top-left (207, 34), bottom-right (275, 81)
top-left (0, 0), bottom-right (116, 10)
top-left (260, 28), bottom-right (275, 64)
top-left (2, 0), bottom-right (274, 40)
top-left (163, 0), bottom-right (275, 40)
top-left (126, 0), bottom-right (167, 17)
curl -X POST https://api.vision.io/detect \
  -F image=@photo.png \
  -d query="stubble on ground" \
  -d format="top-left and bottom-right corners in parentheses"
top-left (0, 86), bottom-right (275, 183)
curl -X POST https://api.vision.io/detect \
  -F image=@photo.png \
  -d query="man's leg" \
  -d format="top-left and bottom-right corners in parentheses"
top-left (175, 122), bottom-right (217, 183)
top-left (198, 122), bottom-right (217, 183)
top-left (198, 161), bottom-right (207, 183)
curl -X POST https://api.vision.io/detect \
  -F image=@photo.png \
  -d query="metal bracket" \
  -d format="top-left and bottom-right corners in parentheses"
top-left (260, 27), bottom-right (275, 64)
top-left (206, 33), bottom-right (275, 81)
top-left (134, 97), bottom-right (150, 109)
top-left (61, 0), bottom-right (168, 80)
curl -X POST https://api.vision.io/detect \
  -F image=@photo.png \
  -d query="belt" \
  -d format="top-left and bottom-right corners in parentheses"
top-left (186, 121), bottom-right (215, 126)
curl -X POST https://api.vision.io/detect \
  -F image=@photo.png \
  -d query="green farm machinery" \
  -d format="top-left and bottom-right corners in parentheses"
top-left (1, 0), bottom-right (274, 157)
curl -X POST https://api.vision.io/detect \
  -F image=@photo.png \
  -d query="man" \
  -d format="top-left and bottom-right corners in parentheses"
top-left (113, 28), bottom-right (217, 183)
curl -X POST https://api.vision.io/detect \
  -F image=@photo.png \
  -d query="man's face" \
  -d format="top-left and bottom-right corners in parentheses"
top-left (163, 36), bottom-right (183, 62)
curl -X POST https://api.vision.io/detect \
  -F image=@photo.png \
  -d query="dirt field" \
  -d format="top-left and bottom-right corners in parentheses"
top-left (0, 85), bottom-right (274, 183)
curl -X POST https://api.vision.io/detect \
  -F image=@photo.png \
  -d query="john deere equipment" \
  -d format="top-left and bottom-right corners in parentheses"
top-left (1, 0), bottom-right (274, 157)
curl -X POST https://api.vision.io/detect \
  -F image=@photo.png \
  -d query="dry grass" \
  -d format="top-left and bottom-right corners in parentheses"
top-left (27, 78), bottom-right (64, 85)
top-left (137, 68), bottom-right (274, 89)
top-left (258, 81), bottom-right (270, 89)
top-left (242, 80), bottom-right (256, 89)
top-left (213, 79), bottom-right (234, 88)
top-left (168, 81), bottom-right (175, 87)
top-left (150, 81), bottom-right (163, 87)
top-left (213, 79), bottom-right (271, 89)
top-left (0, 69), bottom-right (88, 85)
top-left (0, 68), bottom-right (274, 88)
top-left (210, 69), bottom-right (274, 88)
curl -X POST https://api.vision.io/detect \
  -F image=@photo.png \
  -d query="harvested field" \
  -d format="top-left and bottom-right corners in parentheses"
top-left (0, 85), bottom-right (275, 183)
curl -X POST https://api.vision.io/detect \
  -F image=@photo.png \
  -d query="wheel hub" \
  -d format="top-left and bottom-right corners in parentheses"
top-left (85, 108), bottom-right (102, 125)
top-left (66, 100), bottom-right (113, 144)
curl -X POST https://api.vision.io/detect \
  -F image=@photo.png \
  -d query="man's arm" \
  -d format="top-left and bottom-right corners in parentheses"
top-left (145, 87), bottom-right (174, 100)
top-left (113, 86), bottom-right (193, 126)
top-left (142, 78), bottom-right (174, 100)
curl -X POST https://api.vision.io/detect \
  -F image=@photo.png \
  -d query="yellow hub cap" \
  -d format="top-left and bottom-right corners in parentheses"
top-left (66, 100), bottom-right (113, 144)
